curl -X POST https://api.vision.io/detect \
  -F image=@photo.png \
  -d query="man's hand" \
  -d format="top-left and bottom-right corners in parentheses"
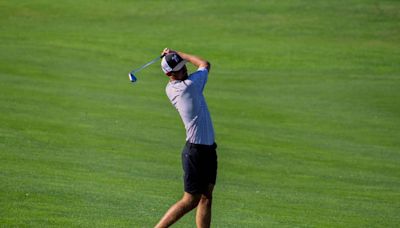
top-left (161, 48), bottom-right (177, 56)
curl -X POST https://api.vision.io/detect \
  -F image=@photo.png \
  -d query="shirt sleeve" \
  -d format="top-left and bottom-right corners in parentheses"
top-left (188, 67), bottom-right (208, 92)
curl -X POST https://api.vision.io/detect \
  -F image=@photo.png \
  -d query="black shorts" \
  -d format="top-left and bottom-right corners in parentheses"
top-left (181, 141), bottom-right (218, 194)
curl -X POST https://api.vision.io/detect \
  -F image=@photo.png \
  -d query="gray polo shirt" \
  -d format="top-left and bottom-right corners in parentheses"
top-left (166, 67), bottom-right (215, 145)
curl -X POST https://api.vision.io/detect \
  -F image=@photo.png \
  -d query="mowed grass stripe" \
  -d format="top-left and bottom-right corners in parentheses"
top-left (1, 0), bottom-right (400, 227)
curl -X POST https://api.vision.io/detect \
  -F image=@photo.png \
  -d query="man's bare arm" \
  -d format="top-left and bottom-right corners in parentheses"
top-left (162, 48), bottom-right (211, 72)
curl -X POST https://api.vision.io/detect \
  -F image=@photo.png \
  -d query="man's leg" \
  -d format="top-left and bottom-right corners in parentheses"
top-left (196, 184), bottom-right (214, 228)
top-left (155, 192), bottom-right (201, 228)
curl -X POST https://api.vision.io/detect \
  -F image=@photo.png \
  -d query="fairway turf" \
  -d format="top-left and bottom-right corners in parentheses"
top-left (1, 0), bottom-right (399, 227)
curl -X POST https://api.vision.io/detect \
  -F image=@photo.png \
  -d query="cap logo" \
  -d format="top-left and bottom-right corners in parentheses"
top-left (172, 54), bottom-right (179, 63)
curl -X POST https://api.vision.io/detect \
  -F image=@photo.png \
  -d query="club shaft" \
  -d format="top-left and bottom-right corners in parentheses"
top-left (132, 55), bottom-right (163, 73)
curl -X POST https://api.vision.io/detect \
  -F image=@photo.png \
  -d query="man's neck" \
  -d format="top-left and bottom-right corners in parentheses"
top-left (170, 75), bottom-right (188, 81)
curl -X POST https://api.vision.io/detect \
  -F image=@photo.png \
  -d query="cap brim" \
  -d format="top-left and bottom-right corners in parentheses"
top-left (171, 60), bottom-right (187, 72)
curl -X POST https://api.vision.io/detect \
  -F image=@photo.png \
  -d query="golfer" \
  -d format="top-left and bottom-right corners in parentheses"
top-left (155, 48), bottom-right (218, 228)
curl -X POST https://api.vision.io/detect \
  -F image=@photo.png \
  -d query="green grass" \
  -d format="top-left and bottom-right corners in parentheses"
top-left (1, 0), bottom-right (399, 227)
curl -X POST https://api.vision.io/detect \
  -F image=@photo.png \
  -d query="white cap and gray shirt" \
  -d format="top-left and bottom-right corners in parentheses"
top-left (162, 53), bottom-right (215, 146)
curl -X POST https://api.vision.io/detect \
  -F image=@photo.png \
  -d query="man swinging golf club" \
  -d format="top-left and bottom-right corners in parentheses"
top-left (155, 48), bottom-right (218, 228)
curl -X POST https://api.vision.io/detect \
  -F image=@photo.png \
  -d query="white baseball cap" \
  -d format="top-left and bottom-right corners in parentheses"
top-left (161, 53), bottom-right (187, 75)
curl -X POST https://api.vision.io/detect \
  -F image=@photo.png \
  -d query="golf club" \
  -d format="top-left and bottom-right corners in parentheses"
top-left (128, 54), bottom-right (165, 83)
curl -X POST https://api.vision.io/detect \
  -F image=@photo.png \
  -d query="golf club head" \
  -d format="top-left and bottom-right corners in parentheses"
top-left (128, 54), bottom-right (164, 84)
top-left (128, 72), bottom-right (137, 83)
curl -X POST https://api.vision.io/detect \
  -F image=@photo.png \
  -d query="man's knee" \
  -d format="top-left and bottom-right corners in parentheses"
top-left (181, 192), bottom-right (201, 208)
top-left (199, 194), bottom-right (212, 207)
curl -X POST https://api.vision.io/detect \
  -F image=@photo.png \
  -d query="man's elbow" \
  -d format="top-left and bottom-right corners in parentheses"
top-left (205, 61), bottom-right (211, 72)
